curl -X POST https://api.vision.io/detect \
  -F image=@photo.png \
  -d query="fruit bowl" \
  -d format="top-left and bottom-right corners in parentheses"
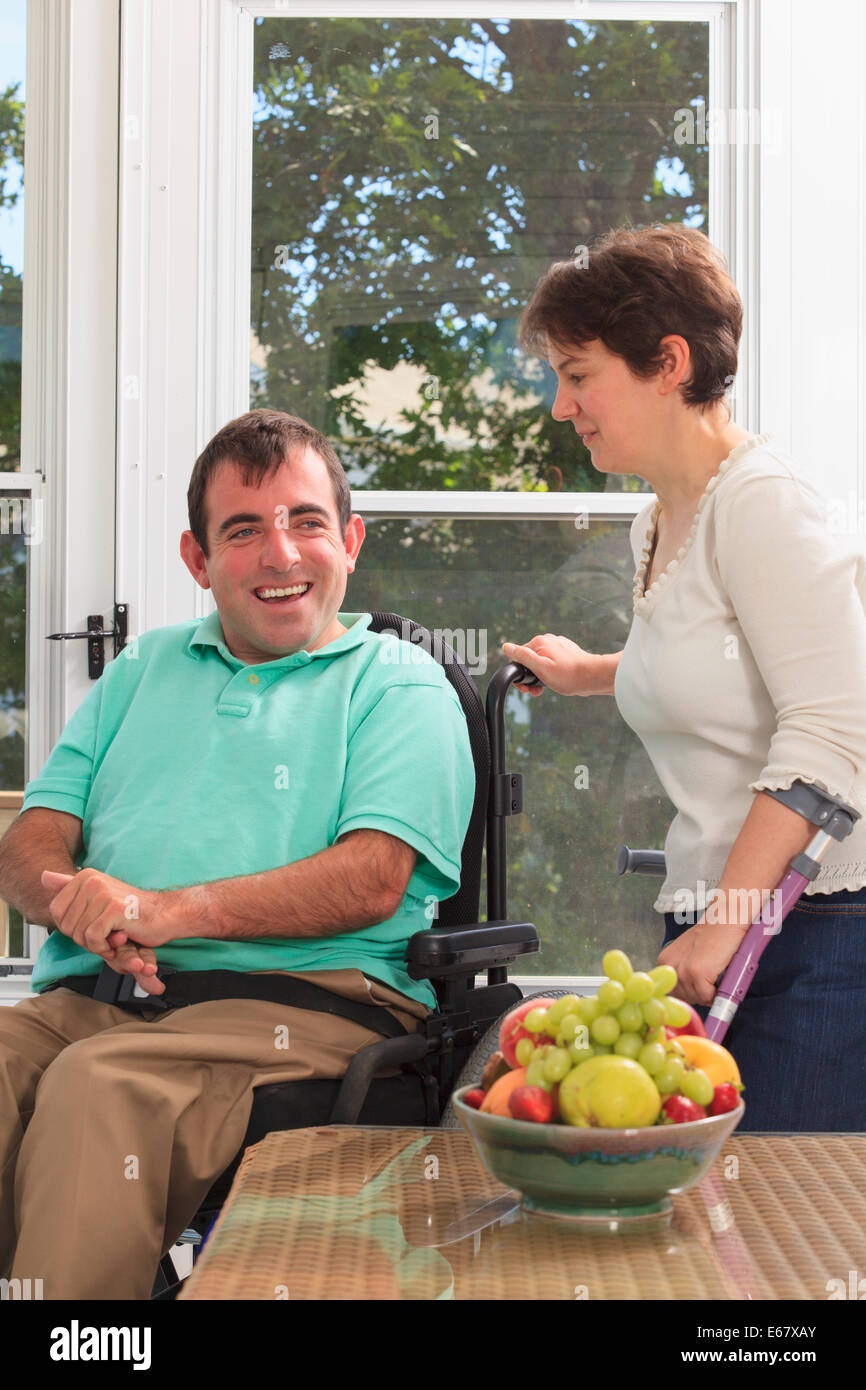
top-left (453, 1085), bottom-right (744, 1227)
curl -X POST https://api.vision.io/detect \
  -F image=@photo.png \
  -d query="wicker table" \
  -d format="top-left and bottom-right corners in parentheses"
top-left (177, 1126), bottom-right (866, 1300)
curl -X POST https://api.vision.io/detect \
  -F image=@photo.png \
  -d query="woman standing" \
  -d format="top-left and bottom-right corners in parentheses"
top-left (503, 224), bottom-right (866, 1131)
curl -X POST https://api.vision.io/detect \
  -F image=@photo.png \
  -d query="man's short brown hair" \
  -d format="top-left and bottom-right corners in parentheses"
top-left (187, 409), bottom-right (352, 556)
top-left (519, 223), bottom-right (743, 411)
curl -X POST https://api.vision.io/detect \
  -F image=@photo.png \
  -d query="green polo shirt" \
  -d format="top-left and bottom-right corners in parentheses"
top-left (23, 611), bottom-right (475, 1009)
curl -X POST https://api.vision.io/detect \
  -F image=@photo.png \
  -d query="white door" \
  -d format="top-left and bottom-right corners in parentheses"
top-left (0, 0), bottom-right (120, 994)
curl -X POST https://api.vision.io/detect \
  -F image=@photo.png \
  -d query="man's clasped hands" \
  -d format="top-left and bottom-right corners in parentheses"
top-left (39, 867), bottom-right (187, 996)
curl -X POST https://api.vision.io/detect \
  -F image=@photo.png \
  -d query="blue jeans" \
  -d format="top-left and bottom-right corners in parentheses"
top-left (662, 885), bottom-right (866, 1132)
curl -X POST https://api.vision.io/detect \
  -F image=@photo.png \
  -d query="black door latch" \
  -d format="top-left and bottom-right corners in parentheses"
top-left (47, 603), bottom-right (129, 679)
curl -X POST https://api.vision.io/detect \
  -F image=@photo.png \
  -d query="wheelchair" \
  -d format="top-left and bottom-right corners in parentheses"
top-left (151, 611), bottom-right (547, 1298)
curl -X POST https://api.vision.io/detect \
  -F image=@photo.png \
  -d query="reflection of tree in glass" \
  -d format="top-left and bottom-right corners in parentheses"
top-left (250, 16), bottom-right (708, 493)
top-left (0, 80), bottom-right (24, 469)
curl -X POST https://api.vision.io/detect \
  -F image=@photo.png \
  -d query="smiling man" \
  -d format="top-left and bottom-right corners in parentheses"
top-left (187, 435), bottom-right (366, 665)
top-left (0, 409), bottom-right (475, 1299)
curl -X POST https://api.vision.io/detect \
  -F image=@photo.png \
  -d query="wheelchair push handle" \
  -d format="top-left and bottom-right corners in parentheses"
top-left (486, 663), bottom-right (540, 766)
top-left (511, 663), bottom-right (542, 691)
top-left (485, 663), bottom-right (540, 921)
top-left (616, 845), bottom-right (667, 877)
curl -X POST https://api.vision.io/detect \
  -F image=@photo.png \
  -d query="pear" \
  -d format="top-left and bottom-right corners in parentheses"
top-left (557, 1056), bottom-right (614, 1125)
top-left (559, 1056), bottom-right (661, 1128)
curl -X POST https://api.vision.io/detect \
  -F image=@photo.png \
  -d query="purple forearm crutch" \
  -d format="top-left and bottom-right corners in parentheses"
top-left (704, 782), bottom-right (860, 1042)
top-left (617, 780), bottom-right (861, 1044)
top-left (702, 861), bottom-right (811, 1042)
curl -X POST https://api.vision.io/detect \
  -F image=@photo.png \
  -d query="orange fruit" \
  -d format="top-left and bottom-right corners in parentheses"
top-left (480, 1067), bottom-right (528, 1116)
top-left (676, 1035), bottom-right (741, 1087)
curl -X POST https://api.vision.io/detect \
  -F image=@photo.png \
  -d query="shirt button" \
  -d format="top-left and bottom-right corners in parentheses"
top-left (248, 673), bottom-right (259, 684)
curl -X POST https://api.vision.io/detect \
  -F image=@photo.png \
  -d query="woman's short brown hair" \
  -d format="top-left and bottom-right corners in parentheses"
top-left (187, 409), bottom-right (352, 556)
top-left (519, 223), bottom-right (742, 410)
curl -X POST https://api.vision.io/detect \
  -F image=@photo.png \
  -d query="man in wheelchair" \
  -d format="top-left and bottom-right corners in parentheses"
top-left (0, 408), bottom-right (475, 1299)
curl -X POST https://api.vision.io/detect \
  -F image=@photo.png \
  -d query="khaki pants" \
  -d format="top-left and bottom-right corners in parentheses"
top-left (0, 969), bottom-right (431, 1300)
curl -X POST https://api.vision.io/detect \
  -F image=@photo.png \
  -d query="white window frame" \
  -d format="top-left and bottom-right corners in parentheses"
top-left (1, 0), bottom-right (120, 999)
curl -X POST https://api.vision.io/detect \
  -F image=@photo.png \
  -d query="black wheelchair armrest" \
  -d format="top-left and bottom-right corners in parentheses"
top-left (405, 920), bottom-right (539, 980)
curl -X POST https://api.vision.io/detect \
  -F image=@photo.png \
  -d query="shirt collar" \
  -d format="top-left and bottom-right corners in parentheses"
top-left (187, 610), bottom-right (373, 669)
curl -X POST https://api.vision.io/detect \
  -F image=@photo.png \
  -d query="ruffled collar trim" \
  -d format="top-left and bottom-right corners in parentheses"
top-left (632, 433), bottom-right (774, 618)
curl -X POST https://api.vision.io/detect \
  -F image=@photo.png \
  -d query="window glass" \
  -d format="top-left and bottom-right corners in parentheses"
top-left (0, 0), bottom-right (26, 960)
top-left (0, 0), bottom-right (25, 472)
top-left (251, 15), bottom-right (709, 492)
top-left (348, 515), bottom-right (674, 972)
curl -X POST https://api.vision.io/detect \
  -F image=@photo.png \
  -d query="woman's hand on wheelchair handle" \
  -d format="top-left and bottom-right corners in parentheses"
top-left (501, 634), bottom-right (601, 697)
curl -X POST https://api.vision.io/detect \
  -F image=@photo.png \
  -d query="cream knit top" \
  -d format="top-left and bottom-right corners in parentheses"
top-left (614, 432), bottom-right (866, 915)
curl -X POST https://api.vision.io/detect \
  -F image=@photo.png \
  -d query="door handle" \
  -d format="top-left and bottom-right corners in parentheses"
top-left (47, 603), bottom-right (129, 679)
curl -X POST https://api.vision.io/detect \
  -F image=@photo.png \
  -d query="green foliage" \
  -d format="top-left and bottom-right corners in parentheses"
top-left (0, 79), bottom-right (24, 468)
top-left (0, 258), bottom-right (22, 467)
top-left (0, 81), bottom-right (25, 211)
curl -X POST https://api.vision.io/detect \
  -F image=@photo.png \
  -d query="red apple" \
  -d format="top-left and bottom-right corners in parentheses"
top-left (664, 997), bottom-right (707, 1039)
top-left (508, 1085), bottom-right (558, 1124)
top-left (661, 1094), bottom-right (707, 1124)
top-left (498, 996), bottom-right (558, 1068)
top-left (463, 1088), bottom-right (486, 1110)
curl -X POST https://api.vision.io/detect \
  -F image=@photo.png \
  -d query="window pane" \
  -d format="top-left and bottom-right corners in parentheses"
top-left (0, 0), bottom-right (25, 472)
top-left (250, 15), bottom-right (708, 493)
top-left (348, 516), bottom-right (673, 973)
top-left (0, 0), bottom-right (26, 958)
top-left (0, 490), bottom-right (28, 959)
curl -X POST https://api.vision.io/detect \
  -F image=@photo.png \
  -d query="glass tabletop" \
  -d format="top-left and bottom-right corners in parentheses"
top-left (178, 1126), bottom-right (866, 1301)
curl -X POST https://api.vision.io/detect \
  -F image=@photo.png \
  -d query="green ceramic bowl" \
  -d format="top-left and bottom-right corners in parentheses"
top-left (453, 1086), bottom-right (745, 1227)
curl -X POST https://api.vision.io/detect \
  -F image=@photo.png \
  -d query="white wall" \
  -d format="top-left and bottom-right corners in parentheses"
top-left (760, 0), bottom-right (866, 517)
